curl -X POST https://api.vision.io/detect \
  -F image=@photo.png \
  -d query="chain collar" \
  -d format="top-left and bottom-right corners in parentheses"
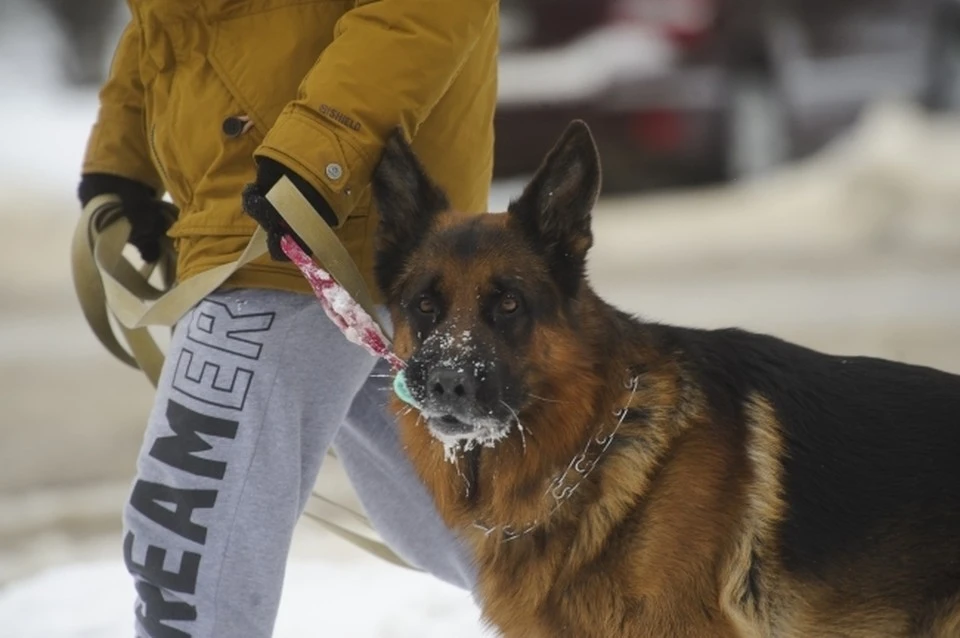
top-left (472, 370), bottom-right (642, 542)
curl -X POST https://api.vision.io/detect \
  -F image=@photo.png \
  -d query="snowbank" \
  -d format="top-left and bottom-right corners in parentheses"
top-left (588, 100), bottom-right (960, 277)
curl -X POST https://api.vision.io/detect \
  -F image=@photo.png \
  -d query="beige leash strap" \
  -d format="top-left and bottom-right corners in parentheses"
top-left (70, 176), bottom-right (417, 571)
top-left (71, 194), bottom-right (178, 385)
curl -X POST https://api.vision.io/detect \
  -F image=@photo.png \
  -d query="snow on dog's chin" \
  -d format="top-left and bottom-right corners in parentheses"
top-left (422, 412), bottom-right (513, 463)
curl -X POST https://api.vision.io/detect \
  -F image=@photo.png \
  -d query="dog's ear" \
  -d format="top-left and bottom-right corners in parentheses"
top-left (507, 120), bottom-right (601, 292)
top-left (372, 128), bottom-right (449, 294)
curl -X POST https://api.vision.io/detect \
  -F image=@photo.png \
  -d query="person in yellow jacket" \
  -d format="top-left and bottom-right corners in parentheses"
top-left (78, 1), bottom-right (498, 635)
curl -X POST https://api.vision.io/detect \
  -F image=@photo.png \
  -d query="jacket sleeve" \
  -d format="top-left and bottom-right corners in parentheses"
top-left (253, 0), bottom-right (498, 227)
top-left (82, 19), bottom-right (164, 194)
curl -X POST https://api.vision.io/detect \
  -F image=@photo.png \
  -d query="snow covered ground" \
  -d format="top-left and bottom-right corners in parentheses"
top-left (1, 4), bottom-right (959, 637)
top-left (0, 555), bottom-right (492, 638)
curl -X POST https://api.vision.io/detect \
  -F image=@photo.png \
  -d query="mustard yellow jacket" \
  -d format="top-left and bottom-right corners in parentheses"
top-left (82, 0), bottom-right (499, 299)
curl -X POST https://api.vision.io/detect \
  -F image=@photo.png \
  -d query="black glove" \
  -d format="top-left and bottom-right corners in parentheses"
top-left (241, 156), bottom-right (339, 262)
top-left (78, 173), bottom-right (174, 263)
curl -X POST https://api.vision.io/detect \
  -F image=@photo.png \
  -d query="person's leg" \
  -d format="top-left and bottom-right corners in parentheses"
top-left (331, 358), bottom-right (479, 591)
top-left (123, 288), bottom-right (376, 638)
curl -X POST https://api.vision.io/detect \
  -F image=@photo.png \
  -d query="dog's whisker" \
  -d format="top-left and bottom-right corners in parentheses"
top-left (518, 422), bottom-right (536, 441)
top-left (516, 422), bottom-right (528, 455)
top-left (501, 400), bottom-right (527, 455)
top-left (452, 456), bottom-right (471, 497)
top-left (529, 393), bottom-right (566, 405)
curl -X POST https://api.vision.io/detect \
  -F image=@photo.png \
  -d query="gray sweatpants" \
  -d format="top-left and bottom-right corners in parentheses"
top-left (122, 288), bottom-right (476, 637)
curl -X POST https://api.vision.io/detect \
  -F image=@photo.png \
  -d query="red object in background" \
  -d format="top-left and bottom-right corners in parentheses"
top-left (629, 110), bottom-right (685, 153)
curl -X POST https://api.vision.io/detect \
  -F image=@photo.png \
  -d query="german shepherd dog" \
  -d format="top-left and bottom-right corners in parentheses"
top-left (369, 121), bottom-right (960, 637)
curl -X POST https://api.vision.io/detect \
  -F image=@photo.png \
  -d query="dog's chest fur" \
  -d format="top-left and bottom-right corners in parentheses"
top-left (477, 410), bottom-right (757, 636)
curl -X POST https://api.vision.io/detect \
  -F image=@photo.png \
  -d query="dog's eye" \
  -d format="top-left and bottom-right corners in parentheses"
top-left (418, 296), bottom-right (437, 315)
top-left (499, 293), bottom-right (520, 315)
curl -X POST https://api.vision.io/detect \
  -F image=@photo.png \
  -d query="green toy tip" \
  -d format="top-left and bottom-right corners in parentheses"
top-left (393, 369), bottom-right (421, 410)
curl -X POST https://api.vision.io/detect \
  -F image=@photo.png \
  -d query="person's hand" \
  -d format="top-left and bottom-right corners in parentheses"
top-left (241, 157), bottom-right (338, 262)
top-left (78, 173), bottom-right (175, 263)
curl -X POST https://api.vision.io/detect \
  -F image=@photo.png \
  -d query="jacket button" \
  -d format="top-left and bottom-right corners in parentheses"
top-left (325, 163), bottom-right (344, 180)
top-left (222, 116), bottom-right (246, 138)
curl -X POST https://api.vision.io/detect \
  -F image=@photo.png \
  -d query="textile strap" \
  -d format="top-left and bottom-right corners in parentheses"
top-left (70, 176), bottom-right (417, 572)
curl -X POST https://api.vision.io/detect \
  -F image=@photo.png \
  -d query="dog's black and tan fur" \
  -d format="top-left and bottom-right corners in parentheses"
top-left (369, 121), bottom-right (960, 637)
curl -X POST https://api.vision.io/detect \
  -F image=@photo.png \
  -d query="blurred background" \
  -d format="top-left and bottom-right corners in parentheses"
top-left (1, 0), bottom-right (959, 635)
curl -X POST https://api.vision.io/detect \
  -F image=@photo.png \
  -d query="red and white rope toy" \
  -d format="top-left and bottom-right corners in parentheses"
top-left (280, 235), bottom-right (406, 372)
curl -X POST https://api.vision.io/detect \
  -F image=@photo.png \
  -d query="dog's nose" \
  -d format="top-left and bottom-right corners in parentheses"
top-left (428, 367), bottom-right (477, 408)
